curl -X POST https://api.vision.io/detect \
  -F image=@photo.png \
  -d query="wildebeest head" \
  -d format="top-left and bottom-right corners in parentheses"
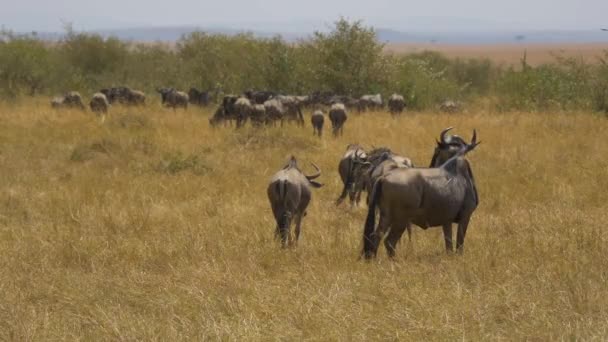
top-left (283, 156), bottom-right (323, 188)
top-left (429, 127), bottom-right (479, 167)
top-left (156, 87), bottom-right (175, 103)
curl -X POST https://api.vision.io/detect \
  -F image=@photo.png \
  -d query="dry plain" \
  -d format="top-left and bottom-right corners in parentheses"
top-left (0, 100), bottom-right (607, 340)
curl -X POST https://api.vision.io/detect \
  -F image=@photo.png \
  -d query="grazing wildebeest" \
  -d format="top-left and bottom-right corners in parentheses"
top-left (359, 94), bottom-right (383, 112)
top-left (100, 87), bottom-right (145, 106)
top-left (267, 156), bottom-right (323, 247)
top-left (50, 91), bottom-right (86, 110)
top-left (157, 88), bottom-right (189, 110)
top-left (310, 110), bottom-right (324, 137)
top-left (439, 100), bottom-right (461, 113)
top-left (388, 94), bottom-right (406, 115)
top-left (188, 88), bottom-right (211, 106)
top-left (336, 144), bottom-right (367, 206)
top-left (250, 104), bottom-right (266, 127)
top-left (209, 106), bottom-right (227, 127)
top-left (89, 93), bottom-right (109, 116)
top-left (362, 128), bottom-right (480, 259)
top-left (329, 103), bottom-right (347, 136)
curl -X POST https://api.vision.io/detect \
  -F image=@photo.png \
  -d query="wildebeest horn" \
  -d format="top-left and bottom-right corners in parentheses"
top-left (440, 127), bottom-right (454, 144)
top-left (306, 163), bottom-right (321, 180)
top-left (470, 129), bottom-right (477, 145)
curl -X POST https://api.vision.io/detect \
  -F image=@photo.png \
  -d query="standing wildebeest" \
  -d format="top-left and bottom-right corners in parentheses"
top-left (89, 93), bottom-right (109, 116)
top-left (250, 104), bottom-right (266, 127)
top-left (50, 91), bottom-right (86, 110)
top-left (359, 94), bottom-right (383, 112)
top-left (336, 144), bottom-right (367, 206)
top-left (245, 90), bottom-right (276, 104)
top-left (157, 88), bottom-right (189, 110)
top-left (310, 110), bottom-right (324, 137)
top-left (188, 88), bottom-right (211, 106)
top-left (263, 98), bottom-right (284, 126)
top-left (267, 156), bottom-right (323, 247)
top-left (234, 97), bottom-right (253, 128)
top-left (388, 94), bottom-right (406, 115)
top-left (329, 103), bottom-right (347, 136)
top-left (362, 129), bottom-right (480, 259)
top-left (275, 95), bottom-right (305, 126)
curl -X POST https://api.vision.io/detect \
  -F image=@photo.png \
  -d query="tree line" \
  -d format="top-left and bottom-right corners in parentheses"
top-left (1, 19), bottom-right (607, 112)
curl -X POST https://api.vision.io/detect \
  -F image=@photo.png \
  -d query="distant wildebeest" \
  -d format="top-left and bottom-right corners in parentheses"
top-left (234, 97), bottom-right (253, 128)
top-left (359, 94), bottom-right (383, 112)
top-left (157, 88), bottom-right (189, 110)
top-left (188, 88), bottom-right (211, 106)
top-left (50, 91), bottom-right (85, 110)
top-left (362, 128), bottom-right (480, 259)
top-left (100, 87), bottom-right (145, 106)
top-left (310, 110), bottom-right (324, 137)
top-left (89, 93), bottom-right (110, 116)
top-left (250, 104), bottom-right (267, 127)
top-left (329, 103), bottom-right (347, 136)
top-left (263, 98), bottom-right (284, 126)
top-left (388, 94), bottom-right (406, 115)
top-left (275, 95), bottom-right (304, 126)
top-left (267, 156), bottom-right (323, 247)
top-left (245, 90), bottom-right (276, 104)
top-left (336, 144), bottom-right (367, 206)
top-left (439, 100), bottom-right (461, 113)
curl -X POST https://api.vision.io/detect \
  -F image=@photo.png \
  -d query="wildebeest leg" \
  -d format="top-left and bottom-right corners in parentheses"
top-left (384, 224), bottom-right (408, 258)
top-left (456, 217), bottom-right (471, 254)
top-left (294, 214), bottom-right (303, 246)
top-left (442, 223), bottom-right (454, 253)
top-left (370, 214), bottom-right (390, 257)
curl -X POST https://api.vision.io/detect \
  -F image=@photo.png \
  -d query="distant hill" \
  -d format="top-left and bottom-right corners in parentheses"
top-left (29, 26), bottom-right (608, 44)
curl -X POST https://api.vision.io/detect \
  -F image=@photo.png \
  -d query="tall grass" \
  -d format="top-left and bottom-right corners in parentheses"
top-left (0, 100), bottom-right (607, 339)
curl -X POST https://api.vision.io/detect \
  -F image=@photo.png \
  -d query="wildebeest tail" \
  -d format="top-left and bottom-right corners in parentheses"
top-left (363, 178), bottom-right (382, 259)
top-left (276, 180), bottom-right (291, 244)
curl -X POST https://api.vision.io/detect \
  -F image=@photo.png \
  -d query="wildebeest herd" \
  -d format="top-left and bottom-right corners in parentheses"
top-left (50, 87), bottom-right (462, 136)
top-left (267, 127), bottom-right (480, 259)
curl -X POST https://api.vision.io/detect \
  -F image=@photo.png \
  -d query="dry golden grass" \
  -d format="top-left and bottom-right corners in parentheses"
top-left (385, 42), bottom-right (608, 66)
top-left (0, 100), bottom-right (607, 340)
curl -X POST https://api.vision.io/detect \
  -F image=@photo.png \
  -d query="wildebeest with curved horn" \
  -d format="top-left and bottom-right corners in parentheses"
top-left (362, 128), bottom-right (480, 259)
top-left (329, 103), bottom-right (347, 136)
top-left (267, 156), bottom-right (323, 247)
top-left (311, 110), bottom-right (324, 137)
top-left (336, 144), bottom-right (367, 206)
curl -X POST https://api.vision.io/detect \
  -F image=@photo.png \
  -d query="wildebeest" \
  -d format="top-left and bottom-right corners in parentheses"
top-left (89, 93), bottom-right (109, 115)
top-left (388, 94), bottom-right (406, 115)
top-left (233, 97), bottom-right (253, 128)
top-left (275, 95), bottom-right (304, 126)
top-left (188, 88), bottom-right (211, 106)
top-left (329, 103), bottom-right (347, 136)
top-left (245, 90), bottom-right (276, 104)
top-left (359, 94), bottom-right (383, 112)
top-left (250, 104), bottom-right (267, 127)
top-left (50, 91), bottom-right (85, 110)
top-left (439, 100), bottom-right (461, 113)
top-left (263, 98), bottom-right (284, 126)
top-left (100, 87), bottom-right (145, 106)
top-left (310, 110), bottom-right (324, 137)
top-left (362, 128), bottom-right (480, 259)
top-left (267, 156), bottom-right (323, 247)
top-left (157, 88), bottom-right (189, 110)
top-left (336, 144), bottom-right (367, 206)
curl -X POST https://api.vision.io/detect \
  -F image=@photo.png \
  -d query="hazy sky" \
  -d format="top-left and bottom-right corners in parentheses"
top-left (1, 0), bottom-right (607, 32)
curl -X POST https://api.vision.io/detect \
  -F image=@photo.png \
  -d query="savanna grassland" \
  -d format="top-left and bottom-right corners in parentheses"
top-left (0, 100), bottom-right (607, 340)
